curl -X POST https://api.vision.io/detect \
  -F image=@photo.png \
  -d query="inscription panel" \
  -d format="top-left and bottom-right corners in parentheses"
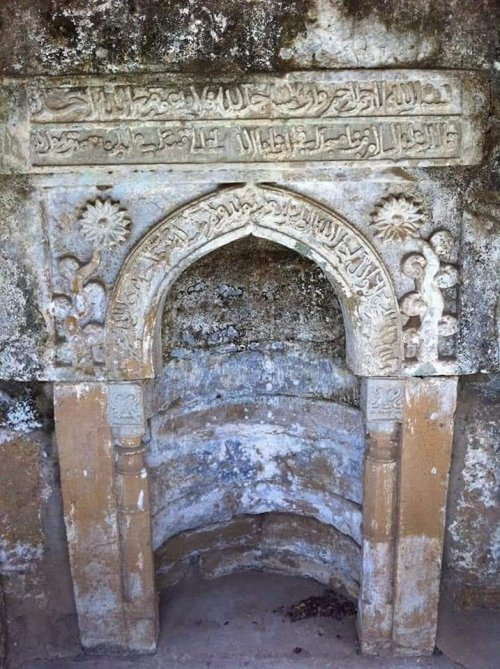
top-left (31, 74), bottom-right (461, 123)
top-left (31, 118), bottom-right (461, 166)
top-left (24, 71), bottom-right (486, 169)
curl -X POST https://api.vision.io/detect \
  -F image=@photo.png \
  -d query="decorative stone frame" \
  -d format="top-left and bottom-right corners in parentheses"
top-left (106, 185), bottom-right (403, 379)
top-left (54, 185), bottom-right (457, 656)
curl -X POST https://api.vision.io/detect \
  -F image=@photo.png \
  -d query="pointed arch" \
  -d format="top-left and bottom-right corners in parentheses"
top-left (106, 185), bottom-right (403, 379)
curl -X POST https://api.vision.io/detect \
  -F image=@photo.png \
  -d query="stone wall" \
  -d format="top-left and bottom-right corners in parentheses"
top-left (0, 384), bottom-right (79, 666)
top-left (444, 374), bottom-right (500, 608)
top-left (0, 0), bottom-right (496, 75)
top-left (0, 578), bottom-right (6, 669)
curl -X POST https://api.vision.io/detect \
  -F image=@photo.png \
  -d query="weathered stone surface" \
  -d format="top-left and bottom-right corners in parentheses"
top-left (0, 433), bottom-right (44, 566)
top-left (0, 579), bottom-right (5, 669)
top-left (0, 1), bottom-right (496, 75)
top-left (161, 238), bottom-right (347, 357)
top-left (0, 382), bottom-right (79, 666)
top-left (150, 396), bottom-right (364, 545)
top-left (458, 187), bottom-right (500, 374)
top-left (393, 377), bottom-right (458, 655)
top-left (157, 237), bottom-right (354, 404)
top-left (147, 239), bottom-right (363, 599)
top-left (53, 383), bottom-right (126, 651)
top-left (0, 178), bottom-right (46, 380)
top-left (444, 375), bottom-right (500, 608)
top-left (156, 513), bottom-right (360, 598)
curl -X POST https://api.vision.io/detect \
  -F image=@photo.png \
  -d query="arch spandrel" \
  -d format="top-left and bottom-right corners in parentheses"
top-left (105, 185), bottom-right (403, 379)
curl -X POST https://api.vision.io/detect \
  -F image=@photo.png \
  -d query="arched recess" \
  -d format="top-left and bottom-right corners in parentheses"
top-left (56, 185), bottom-right (456, 657)
top-left (106, 185), bottom-right (403, 379)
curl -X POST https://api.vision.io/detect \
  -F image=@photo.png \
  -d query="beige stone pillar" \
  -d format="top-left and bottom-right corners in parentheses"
top-left (358, 378), bottom-right (403, 654)
top-left (54, 382), bottom-right (158, 653)
top-left (108, 382), bottom-right (158, 652)
top-left (393, 377), bottom-right (457, 656)
top-left (54, 383), bottom-right (127, 650)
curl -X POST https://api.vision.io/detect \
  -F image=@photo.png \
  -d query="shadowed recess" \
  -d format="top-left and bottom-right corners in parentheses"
top-left (149, 238), bottom-right (363, 596)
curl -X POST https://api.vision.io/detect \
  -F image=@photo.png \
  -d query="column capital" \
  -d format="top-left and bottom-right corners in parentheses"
top-left (107, 382), bottom-right (145, 439)
top-left (361, 377), bottom-right (405, 423)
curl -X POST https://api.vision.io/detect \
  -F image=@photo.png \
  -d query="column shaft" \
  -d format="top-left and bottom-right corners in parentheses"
top-left (393, 377), bottom-right (457, 655)
top-left (54, 383), bottom-right (127, 650)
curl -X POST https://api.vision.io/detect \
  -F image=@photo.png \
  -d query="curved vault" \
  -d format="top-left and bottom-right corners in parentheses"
top-left (148, 235), bottom-right (364, 597)
top-left (155, 513), bottom-right (361, 600)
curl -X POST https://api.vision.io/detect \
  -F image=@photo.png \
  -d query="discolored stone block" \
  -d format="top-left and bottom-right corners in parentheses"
top-left (393, 377), bottom-right (458, 655)
top-left (54, 383), bottom-right (127, 651)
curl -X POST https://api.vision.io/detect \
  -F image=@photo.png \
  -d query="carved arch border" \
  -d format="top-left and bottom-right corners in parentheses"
top-left (106, 184), bottom-right (403, 379)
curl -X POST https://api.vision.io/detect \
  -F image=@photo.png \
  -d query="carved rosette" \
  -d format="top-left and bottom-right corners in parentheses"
top-left (371, 195), bottom-right (426, 242)
top-left (371, 195), bottom-right (459, 368)
top-left (79, 199), bottom-right (130, 249)
top-left (52, 199), bottom-right (131, 373)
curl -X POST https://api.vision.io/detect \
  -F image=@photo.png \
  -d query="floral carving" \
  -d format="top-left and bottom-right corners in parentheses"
top-left (371, 194), bottom-right (459, 368)
top-left (399, 229), bottom-right (459, 366)
top-left (370, 195), bottom-right (426, 242)
top-left (53, 199), bottom-right (131, 373)
top-left (80, 199), bottom-right (130, 250)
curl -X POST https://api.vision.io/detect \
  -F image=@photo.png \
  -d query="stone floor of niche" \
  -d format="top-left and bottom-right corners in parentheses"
top-left (19, 572), bottom-right (500, 669)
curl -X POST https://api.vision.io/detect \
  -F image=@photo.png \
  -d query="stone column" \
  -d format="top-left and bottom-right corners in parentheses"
top-left (108, 382), bottom-right (158, 652)
top-left (55, 382), bottom-right (158, 653)
top-left (358, 378), bottom-right (403, 654)
top-left (392, 377), bottom-right (457, 656)
top-left (54, 383), bottom-right (127, 650)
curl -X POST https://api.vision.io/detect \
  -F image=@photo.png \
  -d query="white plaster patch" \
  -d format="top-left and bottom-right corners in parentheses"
top-left (280, 0), bottom-right (438, 68)
top-left (2, 398), bottom-right (42, 432)
top-left (0, 538), bottom-right (43, 571)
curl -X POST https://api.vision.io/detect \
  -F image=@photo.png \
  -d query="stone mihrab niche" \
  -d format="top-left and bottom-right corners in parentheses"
top-left (0, 67), bottom-right (489, 661)
top-left (0, 70), bottom-right (488, 171)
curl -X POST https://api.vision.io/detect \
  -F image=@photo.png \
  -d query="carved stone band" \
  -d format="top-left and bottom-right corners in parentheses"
top-left (0, 70), bottom-right (489, 172)
top-left (30, 71), bottom-right (465, 123)
top-left (30, 117), bottom-right (464, 166)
